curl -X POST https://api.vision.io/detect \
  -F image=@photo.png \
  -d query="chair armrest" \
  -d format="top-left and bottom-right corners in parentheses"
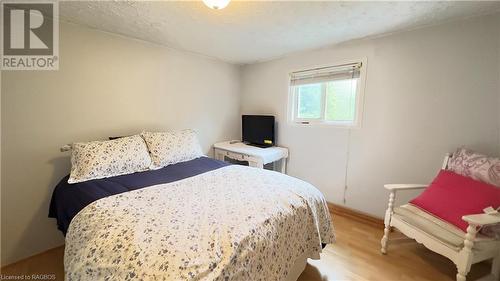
top-left (384, 184), bottom-right (427, 191)
top-left (462, 214), bottom-right (500, 226)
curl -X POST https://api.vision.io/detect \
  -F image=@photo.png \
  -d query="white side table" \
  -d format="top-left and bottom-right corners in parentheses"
top-left (213, 141), bottom-right (289, 174)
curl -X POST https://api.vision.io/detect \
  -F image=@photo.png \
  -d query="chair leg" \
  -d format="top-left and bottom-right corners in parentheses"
top-left (492, 250), bottom-right (500, 280)
top-left (456, 261), bottom-right (472, 281)
top-left (380, 191), bottom-right (395, 254)
top-left (456, 225), bottom-right (477, 281)
top-left (457, 268), bottom-right (470, 281)
top-left (380, 225), bottom-right (391, 254)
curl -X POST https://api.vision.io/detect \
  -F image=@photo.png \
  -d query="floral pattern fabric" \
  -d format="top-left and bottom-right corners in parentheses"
top-left (141, 130), bottom-right (204, 169)
top-left (448, 148), bottom-right (500, 188)
top-left (68, 135), bottom-right (152, 184)
top-left (65, 165), bottom-right (334, 281)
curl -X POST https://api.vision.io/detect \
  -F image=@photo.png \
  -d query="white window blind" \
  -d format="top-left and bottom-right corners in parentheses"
top-left (290, 62), bottom-right (361, 86)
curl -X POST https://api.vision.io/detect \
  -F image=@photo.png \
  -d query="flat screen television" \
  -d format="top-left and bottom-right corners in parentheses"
top-left (242, 115), bottom-right (275, 147)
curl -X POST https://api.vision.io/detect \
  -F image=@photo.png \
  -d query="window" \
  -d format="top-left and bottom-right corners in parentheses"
top-left (289, 61), bottom-right (365, 127)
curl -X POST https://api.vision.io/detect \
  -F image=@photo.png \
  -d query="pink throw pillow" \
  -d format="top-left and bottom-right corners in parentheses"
top-left (410, 170), bottom-right (500, 232)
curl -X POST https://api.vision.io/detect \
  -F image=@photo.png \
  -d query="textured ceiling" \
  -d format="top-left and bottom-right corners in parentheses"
top-left (59, 1), bottom-right (500, 64)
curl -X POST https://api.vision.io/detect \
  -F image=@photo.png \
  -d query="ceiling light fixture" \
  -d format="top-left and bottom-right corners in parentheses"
top-left (202, 0), bottom-right (230, 10)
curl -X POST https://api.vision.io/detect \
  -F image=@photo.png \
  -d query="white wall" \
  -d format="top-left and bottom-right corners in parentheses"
top-left (498, 27), bottom-right (500, 153)
top-left (1, 22), bottom-right (240, 265)
top-left (241, 14), bottom-right (500, 217)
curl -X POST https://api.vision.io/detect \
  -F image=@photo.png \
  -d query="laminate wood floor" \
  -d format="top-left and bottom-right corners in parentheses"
top-left (1, 213), bottom-right (491, 281)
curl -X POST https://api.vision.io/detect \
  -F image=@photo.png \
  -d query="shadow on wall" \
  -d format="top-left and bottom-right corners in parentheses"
top-left (10, 156), bottom-right (70, 262)
top-left (47, 155), bottom-right (71, 196)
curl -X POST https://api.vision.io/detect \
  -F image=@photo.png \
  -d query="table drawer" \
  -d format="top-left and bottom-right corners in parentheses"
top-left (224, 151), bottom-right (248, 161)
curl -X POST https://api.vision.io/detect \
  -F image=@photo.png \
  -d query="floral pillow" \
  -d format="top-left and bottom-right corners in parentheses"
top-left (141, 130), bottom-right (203, 169)
top-left (448, 148), bottom-right (500, 187)
top-left (68, 135), bottom-right (152, 184)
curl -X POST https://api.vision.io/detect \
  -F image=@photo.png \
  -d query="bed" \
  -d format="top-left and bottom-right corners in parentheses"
top-left (49, 157), bottom-right (334, 280)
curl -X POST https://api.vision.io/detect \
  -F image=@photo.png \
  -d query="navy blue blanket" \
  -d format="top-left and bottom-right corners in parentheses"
top-left (48, 157), bottom-right (229, 235)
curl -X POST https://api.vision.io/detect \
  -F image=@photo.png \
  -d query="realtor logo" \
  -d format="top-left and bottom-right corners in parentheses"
top-left (1, 1), bottom-right (59, 70)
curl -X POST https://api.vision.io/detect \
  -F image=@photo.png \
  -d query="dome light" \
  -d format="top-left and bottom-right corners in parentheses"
top-left (202, 0), bottom-right (230, 10)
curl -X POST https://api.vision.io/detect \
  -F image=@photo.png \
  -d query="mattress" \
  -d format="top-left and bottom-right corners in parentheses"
top-left (60, 162), bottom-right (334, 280)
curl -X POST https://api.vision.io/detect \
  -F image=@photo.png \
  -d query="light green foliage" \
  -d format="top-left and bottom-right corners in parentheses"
top-left (296, 79), bottom-right (357, 121)
top-left (325, 79), bottom-right (357, 121)
top-left (297, 83), bottom-right (322, 118)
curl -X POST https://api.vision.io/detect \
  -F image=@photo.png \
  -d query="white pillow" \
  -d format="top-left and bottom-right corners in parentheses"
top-left (141, 130), bottom-right (203, 169)
top-left (68, 135), bottom-right (152, 184)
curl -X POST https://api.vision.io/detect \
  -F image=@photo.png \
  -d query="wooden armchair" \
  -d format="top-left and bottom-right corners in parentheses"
top-left (381, 155), bottom-right (500, 281)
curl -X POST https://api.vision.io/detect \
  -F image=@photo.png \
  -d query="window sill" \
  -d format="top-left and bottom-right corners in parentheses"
top-left (287, 121), bottom-right (361, 129)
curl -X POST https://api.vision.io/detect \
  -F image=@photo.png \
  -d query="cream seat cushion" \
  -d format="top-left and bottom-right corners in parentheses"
top-left (393, 204), bottom-right (497, 251)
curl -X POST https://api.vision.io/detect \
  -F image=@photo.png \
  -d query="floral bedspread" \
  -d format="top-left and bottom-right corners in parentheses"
top-left (65, 165), bottom-right (334, 281)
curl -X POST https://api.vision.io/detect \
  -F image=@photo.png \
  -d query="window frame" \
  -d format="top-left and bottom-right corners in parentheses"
top-left (287, 58), bottom-right (367, 128)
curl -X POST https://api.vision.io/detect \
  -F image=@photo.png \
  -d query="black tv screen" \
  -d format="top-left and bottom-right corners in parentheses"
top-left (242, 115), bottom-right (275, 147)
